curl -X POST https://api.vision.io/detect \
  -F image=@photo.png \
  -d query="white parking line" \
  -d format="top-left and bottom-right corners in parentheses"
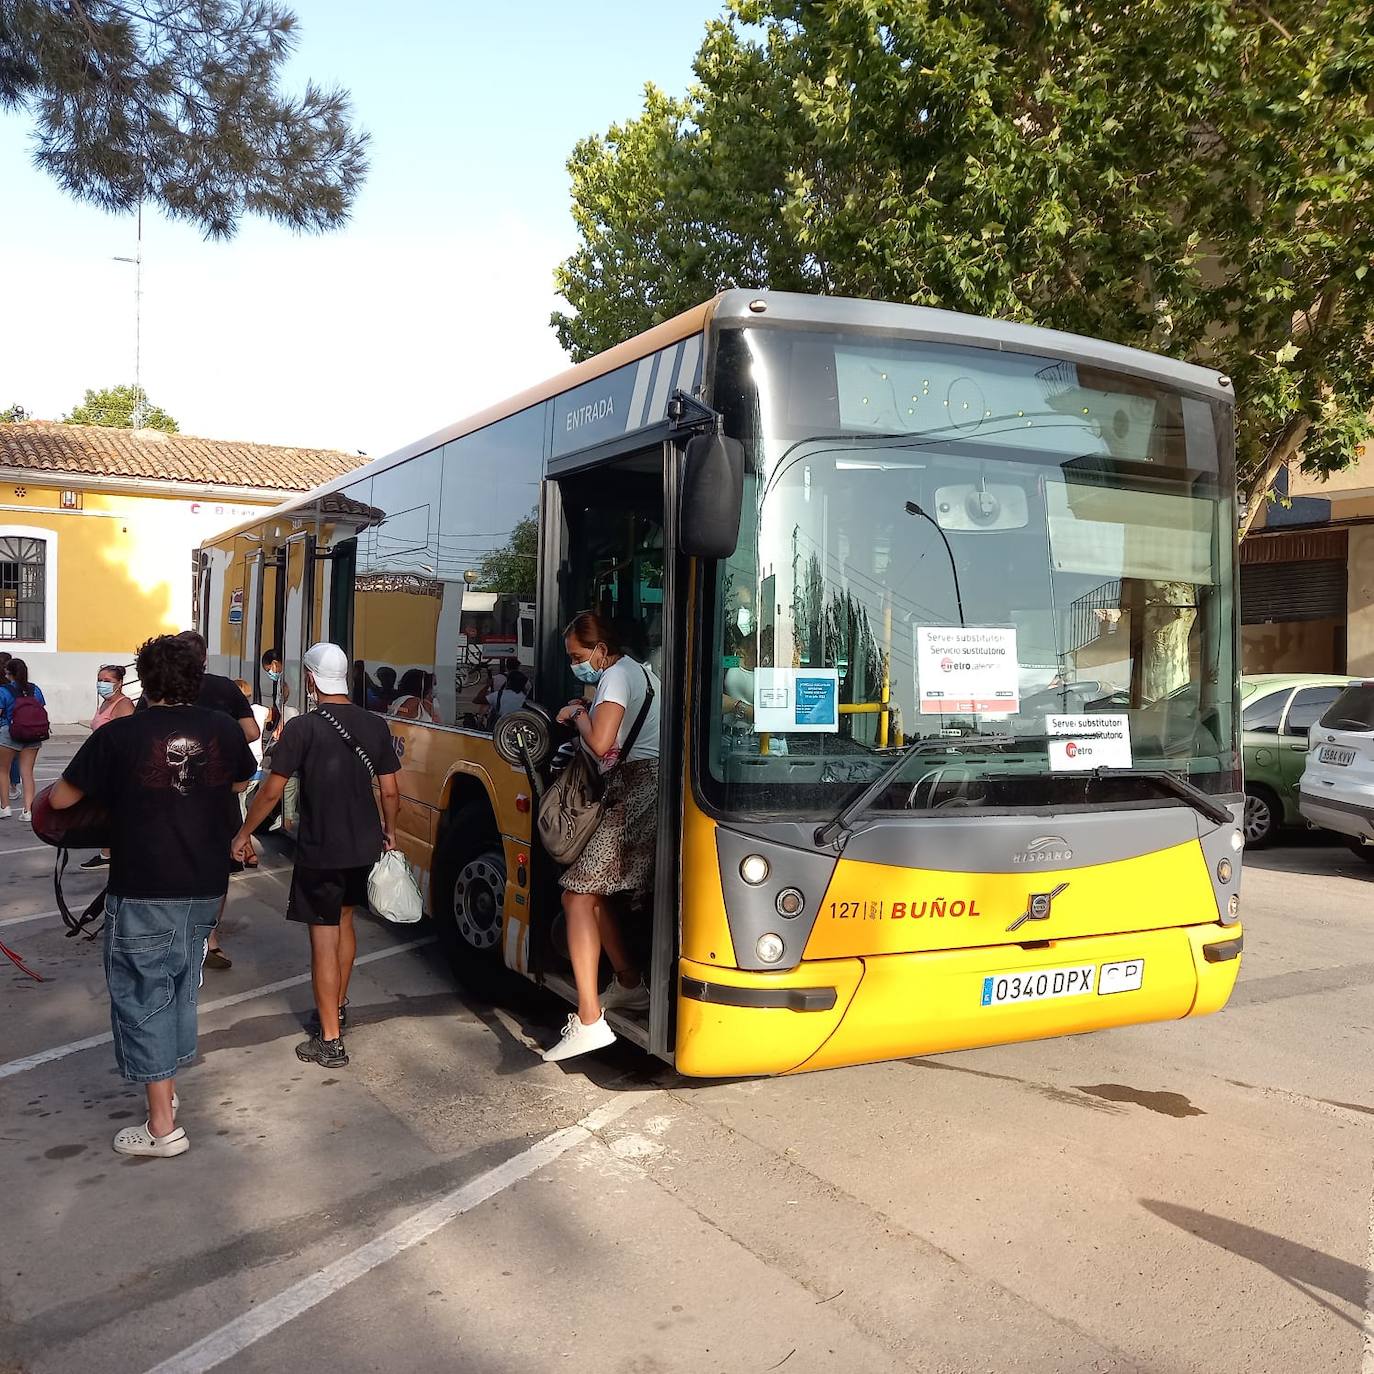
top-left (1364, 1170), bottom-right (1374, 1373)
top-left (0, 862), bottom-right (292, 929)
top-left (0, 843), bottom-right (55, 857)
top-left (141, 1092), bottom-right (652, 1374)
top-left (0, 908), bottom-right (66, 930)
top-left (0, 936), bottom-right (435, 1080)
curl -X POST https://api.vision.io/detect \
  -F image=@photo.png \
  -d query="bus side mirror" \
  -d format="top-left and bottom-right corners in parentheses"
top-left (679, 431), bottom-right (744, 559)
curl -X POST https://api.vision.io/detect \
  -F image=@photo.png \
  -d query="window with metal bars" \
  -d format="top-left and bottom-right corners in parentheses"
top-left (0, 536), bottom-right (46, 642)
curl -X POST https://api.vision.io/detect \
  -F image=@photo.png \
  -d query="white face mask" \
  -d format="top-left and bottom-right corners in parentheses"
top-left (736, 608), bottom-right (754, 636)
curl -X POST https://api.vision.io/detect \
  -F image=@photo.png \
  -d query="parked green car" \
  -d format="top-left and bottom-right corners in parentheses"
top-left (1242, 673), bottom-right (1357, 846)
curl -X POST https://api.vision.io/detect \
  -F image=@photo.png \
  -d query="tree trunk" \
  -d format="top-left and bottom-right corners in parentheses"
top-left (1142, 581), bottom-right (1197, 699)
top-left (1238, 413), bottom-right (1312, 541)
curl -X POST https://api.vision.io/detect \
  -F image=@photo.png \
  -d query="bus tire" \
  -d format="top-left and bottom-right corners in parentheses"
top-left (1243, 786), bottom-right (1279, 849)
top-left (433, 801), bottom-right (507, 989)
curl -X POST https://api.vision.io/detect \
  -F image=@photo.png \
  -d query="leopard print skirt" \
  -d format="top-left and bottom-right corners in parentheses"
top-left (559, 758), bottom-right (659, 898)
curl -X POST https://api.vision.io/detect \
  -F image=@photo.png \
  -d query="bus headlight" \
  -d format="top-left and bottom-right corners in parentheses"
top-left (755, 933), bottom-right (786, 964)
top-left (775, 888), bottom-right (805, 918)
top-left (1216, 858), bottom-right (1232, 884)
top-left (740, 854), bottom-right (770, 886)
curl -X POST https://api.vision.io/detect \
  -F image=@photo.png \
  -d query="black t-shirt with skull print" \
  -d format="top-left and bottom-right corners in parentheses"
top-left (64, 704), bottom-right (257, 899)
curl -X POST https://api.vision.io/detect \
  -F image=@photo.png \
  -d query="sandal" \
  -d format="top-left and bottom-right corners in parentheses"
top-left (204, 947), bottom-right (232, 970)
top-left (113, 1120), bottom-right (190, 1158)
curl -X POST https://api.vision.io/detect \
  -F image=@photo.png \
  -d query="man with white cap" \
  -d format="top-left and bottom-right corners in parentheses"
top-left (232, 643), bottom-right (400, 1067)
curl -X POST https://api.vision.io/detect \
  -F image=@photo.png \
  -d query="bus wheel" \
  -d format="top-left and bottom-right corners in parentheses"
top-left (434, 802), bottom-right (506, 984)
top-left (1243, 787), bottom-right (1278, 848)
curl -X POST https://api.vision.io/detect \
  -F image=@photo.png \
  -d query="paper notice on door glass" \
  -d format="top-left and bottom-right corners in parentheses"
top-left (1046, 714), bottom-right (1132, 771)
top-left (752, 667), bottom-right (840, 733)
top-left (916, 627), bottom-right (1019, 715)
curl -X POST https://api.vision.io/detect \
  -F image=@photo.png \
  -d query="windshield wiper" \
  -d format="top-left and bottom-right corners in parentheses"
top-left (813, 733), bottom-right (1049, 849)
top-left (1088, 767), bottom-right (1234, 826)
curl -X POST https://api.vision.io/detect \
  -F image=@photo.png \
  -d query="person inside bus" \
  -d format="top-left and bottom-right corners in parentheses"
top-left (719, 585), bottom-right (791, 755)
top-left (261, 647), bottom-right (288, 732)
top-left (372, 665), bottom-right (398, 712)
top-left (389, 668), bottom-right (440, 724)
top-left (543, 611), bottom-right (661, 1063)
top-left (485, 667), bottom-right (529, 729)
top-left (474, 657), bottom-right (518, 713)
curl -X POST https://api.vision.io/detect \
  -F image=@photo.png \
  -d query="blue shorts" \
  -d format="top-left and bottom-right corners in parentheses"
top-left (102, 894), bottom-right (223, 1083)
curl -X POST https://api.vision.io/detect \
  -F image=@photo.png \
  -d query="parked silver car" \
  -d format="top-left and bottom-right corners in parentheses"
top-left (1298, 680), bottom-right (1374, 861)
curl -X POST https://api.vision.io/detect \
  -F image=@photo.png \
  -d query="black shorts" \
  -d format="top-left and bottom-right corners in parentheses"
top-left (287, 865), bottom-right (371, 926)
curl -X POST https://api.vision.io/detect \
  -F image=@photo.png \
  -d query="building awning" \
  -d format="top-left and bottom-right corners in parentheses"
top-left (1241, 528), bottom-right (1348, 565)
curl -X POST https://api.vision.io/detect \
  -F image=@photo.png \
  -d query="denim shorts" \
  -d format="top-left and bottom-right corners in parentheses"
top-left (102, 893), bottom-right (223, 1083)
top-left (0, 724), bottom-right (40, 752)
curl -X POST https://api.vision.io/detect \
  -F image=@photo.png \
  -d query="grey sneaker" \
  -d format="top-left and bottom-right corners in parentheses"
top-left (601, 976), bottom-right (650, 1013)
top-left (296, 1033), bottom-right (348, 1067)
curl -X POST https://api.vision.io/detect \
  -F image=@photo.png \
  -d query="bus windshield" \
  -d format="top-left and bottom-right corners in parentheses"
top-left (701, 326), bottom-right (1239, 816)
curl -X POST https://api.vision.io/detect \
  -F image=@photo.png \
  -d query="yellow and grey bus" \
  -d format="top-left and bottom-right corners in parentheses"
top-left (200, 290), bottom-right (1243, 1077)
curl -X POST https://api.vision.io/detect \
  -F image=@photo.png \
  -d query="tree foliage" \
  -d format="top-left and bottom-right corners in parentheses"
top-left (554, 0), bottom-right (1374, 532)
top-left (65, 383), bottom-right (177, 431)
top-left (476, 512), bottom-right (538, 599)
top-left (0, 1), bottom-right (368, 238)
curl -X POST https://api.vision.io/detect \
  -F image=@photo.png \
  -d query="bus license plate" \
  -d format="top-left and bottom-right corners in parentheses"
top-left (981, 964), bottom-right (1095, 1007)
top-left (1098, 959), bottom-right (1145, 995)
top-left (1319, 746), bottom-right (1355, 766)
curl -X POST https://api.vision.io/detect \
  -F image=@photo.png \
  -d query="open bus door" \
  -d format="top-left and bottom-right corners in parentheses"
top-left (529, 441), bottom-right (684, 1059)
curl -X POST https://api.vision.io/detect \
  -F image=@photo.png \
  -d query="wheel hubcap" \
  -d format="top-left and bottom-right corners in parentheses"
top-left (1243, 795), bottom-right (1270, 843)
top-left (453, 853), bottom-right (505, 951)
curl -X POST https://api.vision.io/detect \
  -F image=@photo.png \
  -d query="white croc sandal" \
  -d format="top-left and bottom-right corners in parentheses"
top-left (113, 1120), bottom-right (190, 1158)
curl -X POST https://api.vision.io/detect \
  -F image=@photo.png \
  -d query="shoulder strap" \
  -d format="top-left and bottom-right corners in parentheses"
top-left (315, 707), bottom-right (377, 781)
top-left (607, 665), bottom-right (655, 775)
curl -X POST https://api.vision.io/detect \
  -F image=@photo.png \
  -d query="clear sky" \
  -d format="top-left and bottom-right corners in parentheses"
top-left (0, 1), bottom-right (725, 457)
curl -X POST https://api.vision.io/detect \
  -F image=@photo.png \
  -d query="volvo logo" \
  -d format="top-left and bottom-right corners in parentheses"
top-left (1007, 882), bottom-right (1069, 933)
top-left (1012, 834), bottom-right (1073, 865)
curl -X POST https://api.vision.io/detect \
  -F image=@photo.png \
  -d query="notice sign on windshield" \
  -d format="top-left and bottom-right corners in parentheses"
top-left (753, 667), bottom-right (840, 733)
top-left (917, 627), bottom-right (1019, 715)
top-left (1047, 714), bottom-right (1132, 771)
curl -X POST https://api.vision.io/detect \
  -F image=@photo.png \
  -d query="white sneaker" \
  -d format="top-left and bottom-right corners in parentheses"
top-left (542, 1012), bottom-right (616, 1063)
top-left (601, 975), bottom-right (650, 1013)
top-left (20, 809), bottom-right (31, 822)
top-left (0, 807), bottom-right (9, 820)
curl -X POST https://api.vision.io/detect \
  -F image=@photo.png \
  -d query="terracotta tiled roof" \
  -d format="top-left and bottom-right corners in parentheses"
top-left (0, 420), bottom-right (361, 493)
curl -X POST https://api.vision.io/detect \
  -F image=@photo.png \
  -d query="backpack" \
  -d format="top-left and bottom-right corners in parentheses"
top-left (9, 690), bottom-right (50, 744)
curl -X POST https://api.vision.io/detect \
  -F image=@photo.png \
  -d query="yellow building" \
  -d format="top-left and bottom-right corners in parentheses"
top-left (0, 420), bottom-right (359, 720)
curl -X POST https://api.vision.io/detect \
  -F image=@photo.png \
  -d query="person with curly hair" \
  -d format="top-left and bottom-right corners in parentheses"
top-left (135, 630), bottom-right (260, 968)
top-left (48, 634), bottom-right (257, 1159)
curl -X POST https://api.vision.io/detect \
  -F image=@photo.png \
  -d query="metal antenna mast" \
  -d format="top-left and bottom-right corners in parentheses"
top-left (112, 201), bottom-right (145, 427)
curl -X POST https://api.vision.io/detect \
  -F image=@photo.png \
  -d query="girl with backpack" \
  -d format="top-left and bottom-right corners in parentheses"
top-left (0, 657), bottom-right (49, 821)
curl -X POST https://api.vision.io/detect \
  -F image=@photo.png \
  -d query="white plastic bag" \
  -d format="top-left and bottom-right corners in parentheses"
top-left (368, 849), bottom-right (423, 924)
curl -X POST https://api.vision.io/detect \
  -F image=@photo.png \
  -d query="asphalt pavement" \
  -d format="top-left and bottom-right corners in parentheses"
top-left (1, 738), bottom-right (1371, 1373)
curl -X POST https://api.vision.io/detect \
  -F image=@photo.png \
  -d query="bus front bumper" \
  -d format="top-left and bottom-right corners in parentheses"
top-left (674, 923), bottom-right (1243, 1078)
